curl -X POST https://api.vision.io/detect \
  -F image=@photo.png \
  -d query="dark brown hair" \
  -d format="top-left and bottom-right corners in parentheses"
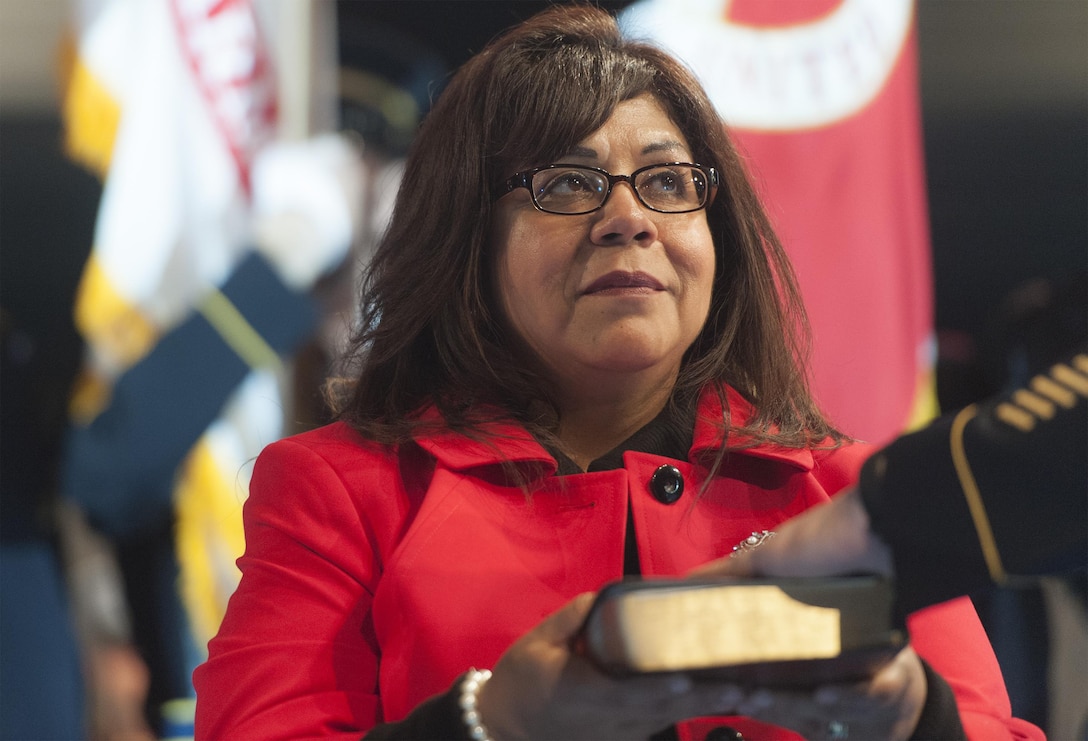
top-left (334, 3), bottom-right (844, 450)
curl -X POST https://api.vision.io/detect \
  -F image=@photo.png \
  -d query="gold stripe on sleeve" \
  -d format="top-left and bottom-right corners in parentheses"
top-left (1031, 374), bottom-right (1077, 408)
top-left (995, 403), bottom-right (1036, 432)
top-left (949, 405), bottom-right (1007, 585)
top-left (197, 288), bottom-right (283, 372)
top-left (1011, 389), bottom-right (1056, 420)
top-left (1052, 363), bottom-right (1088, 396)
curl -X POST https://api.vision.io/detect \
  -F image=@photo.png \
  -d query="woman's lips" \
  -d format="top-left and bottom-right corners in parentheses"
top-left (582, 270), bottom-right (665, 295)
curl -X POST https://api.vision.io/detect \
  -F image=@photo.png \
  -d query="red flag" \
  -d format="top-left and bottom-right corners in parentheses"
top-left (622, 0), bottom-right (935, 446)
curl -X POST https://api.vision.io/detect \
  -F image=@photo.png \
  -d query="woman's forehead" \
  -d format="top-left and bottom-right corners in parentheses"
top-left (565, 96), bottom-right (692, 162)
top-left (503, 93), bottom-right (691, 170)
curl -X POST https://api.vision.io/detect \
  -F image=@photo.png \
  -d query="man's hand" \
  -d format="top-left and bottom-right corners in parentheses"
top-left (693, 488), bottom-right (895, 579)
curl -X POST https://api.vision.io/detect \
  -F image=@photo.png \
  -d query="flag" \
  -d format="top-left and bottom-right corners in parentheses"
top-left (621, 0), bottom-right (936, 446)
top-left (62, 0), bottom-right (285, 649)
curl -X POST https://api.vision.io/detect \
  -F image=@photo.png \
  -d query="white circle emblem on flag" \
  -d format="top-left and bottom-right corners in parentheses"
top-left (619, 0), bottom-right (913, 131)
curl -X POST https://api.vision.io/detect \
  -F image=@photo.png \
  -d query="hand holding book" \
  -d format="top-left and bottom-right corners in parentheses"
top-left (476, 578), bottom-right (927, 740)
top-left (694, 488), bottom-right (895, 582)
top-left (572, 574), bottom-right (928, 740)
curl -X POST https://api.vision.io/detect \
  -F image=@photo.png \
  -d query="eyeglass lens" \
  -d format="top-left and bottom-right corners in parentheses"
top-left (532, 165), bottom-right (709, 214)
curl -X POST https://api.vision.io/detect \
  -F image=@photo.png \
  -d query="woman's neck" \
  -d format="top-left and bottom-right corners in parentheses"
top-left (555, 379), bottom-right (675, 471)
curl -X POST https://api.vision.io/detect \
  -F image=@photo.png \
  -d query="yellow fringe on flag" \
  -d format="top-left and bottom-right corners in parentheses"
top-left (175, 439), bottom-right (248, 647)
top-left (74, 255), bottom-right (159, 369)
top-left (904, 365), bottom-right (940, 432)
top-left (58, 32), bottom-right (122, 179)
top-left (68, 368), bottom-right (114, 426)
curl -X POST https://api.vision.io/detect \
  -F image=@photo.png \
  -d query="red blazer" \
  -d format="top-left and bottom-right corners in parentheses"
top-left (194, 388), bottom-right (1038, 739)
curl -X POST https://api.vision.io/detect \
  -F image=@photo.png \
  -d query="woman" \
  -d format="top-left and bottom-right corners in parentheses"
top-left (194, 6), bottom-right (1040, 740)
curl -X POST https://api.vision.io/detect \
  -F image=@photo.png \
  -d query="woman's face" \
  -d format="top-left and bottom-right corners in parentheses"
top-left (491, 94), bottom-right (716, 402)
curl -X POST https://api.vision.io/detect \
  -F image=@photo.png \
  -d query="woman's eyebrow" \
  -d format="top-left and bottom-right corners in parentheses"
top-left (562, 145), bottom-right (597, 159)
top-left (642, 140), bottom-right (687, 157)
top-left (561, 140), bottom-right (688, 161)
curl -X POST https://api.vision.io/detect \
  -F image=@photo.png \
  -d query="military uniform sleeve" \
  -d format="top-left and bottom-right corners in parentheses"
top-left (860, 352), bottom-right (1088, 617)
top-left (60, 253), bottom-right (317, 538)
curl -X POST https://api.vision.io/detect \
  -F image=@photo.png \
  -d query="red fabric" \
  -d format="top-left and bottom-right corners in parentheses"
top-left (727, 7), bottom-right (934, 447)
top-left (726, 0), bottom-right (842, 26)
top-left (194, 389), bottom-right (1030, 740)
top-left (907, 601), bottom-right (1046, 741)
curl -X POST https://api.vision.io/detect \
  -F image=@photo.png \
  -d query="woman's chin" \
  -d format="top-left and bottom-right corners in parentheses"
top-left (562, 347), bottom-right (681, 385)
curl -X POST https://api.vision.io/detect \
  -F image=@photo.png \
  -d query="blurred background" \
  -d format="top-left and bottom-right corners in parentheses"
top-left (2, 1), bottom-right (1085, 739)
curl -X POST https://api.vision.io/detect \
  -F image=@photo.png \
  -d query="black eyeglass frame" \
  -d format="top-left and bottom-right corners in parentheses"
top-left (496, 161), bottom-right (720, 215)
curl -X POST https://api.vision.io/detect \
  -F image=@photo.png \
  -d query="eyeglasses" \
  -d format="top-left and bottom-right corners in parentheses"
top-left (497, 162), bottom-right (719, 215)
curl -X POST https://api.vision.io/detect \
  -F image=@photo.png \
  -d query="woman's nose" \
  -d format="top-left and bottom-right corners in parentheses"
top-left (589, 182), bottom-right (659, 245)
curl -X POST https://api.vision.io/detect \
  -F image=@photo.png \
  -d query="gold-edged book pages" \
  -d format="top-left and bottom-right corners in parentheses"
top-left (578, 576), bottom-right (905, 687)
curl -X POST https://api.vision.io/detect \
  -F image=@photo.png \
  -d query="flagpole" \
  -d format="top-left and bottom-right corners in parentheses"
top-left (264, 0), bottom-right (343, 433)
top-left (270, 0), bottom-right (339, 140)
top-left (272, 0), bottom-right (312, 139)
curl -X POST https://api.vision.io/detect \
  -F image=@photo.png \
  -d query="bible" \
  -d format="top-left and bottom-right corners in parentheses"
top-left (577, 575), bottom-right (904, 687)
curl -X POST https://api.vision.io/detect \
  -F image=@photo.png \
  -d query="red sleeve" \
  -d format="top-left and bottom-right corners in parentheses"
top-left (907, 598), bottom-right (1044, 740)
top-left (193, 436), bottom-right (384, 740)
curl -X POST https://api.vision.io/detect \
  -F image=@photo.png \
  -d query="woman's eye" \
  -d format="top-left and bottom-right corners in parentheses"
top-left (542, 171), bottom-right (596, 195)
top-left (643, 170), bottom-right (686, 195)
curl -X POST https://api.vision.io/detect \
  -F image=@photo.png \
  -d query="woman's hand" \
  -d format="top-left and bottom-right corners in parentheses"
top-left (684, 490), bottom-right (924, 739)
top-left (733, 645), bottom-right (928, 741)
top-left (475, 588), bottom-right (926, 740)
top-left (693, 488), bottom-right (895, 580)
top-left (476, 593), bottom-right (743, 740)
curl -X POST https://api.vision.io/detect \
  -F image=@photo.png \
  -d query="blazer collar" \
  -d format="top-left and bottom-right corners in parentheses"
top-left (692, 386), bottom-right (814, 471)
top-left (410, 405), bottom-right (557, 475)
top-left (411, 385), bottom-right (814, 475)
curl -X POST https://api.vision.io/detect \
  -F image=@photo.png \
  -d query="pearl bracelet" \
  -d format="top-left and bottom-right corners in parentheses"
top-left (459, 668), bottom-right (494, 741)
